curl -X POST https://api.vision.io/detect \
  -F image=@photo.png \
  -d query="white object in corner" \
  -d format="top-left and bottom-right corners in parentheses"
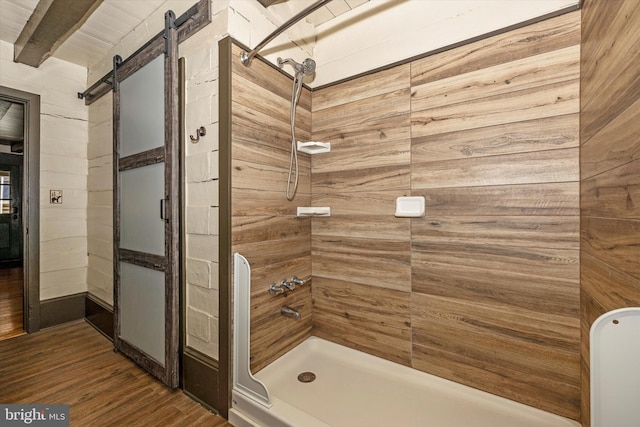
top-left (233, 253), bottom-right (271, 408)
top-left (590, 307), bottom-right (640, 427)
top-left (297, 141), bottom-right (331, 154)
top-left (297, 207), bottom-right (331, 217)
top-left (395, 196), bottom-right (425, 217)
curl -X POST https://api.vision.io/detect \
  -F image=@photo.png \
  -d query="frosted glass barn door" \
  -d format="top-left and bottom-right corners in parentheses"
top-left (112, 13), bottom-right (179, 388)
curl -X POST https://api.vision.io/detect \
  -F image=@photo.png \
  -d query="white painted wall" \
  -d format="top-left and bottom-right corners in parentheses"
top-left (179, 1), bottom-right (230, 359)
top-left (86, 93), bottom-right (113, 305)
top-left (0, 39), bottom-right (88, 300)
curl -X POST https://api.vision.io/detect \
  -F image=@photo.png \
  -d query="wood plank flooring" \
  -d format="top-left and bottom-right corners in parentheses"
top-left (0, 265), bottom-right (24, 341)
top-left (0, 321), bottom-right (233, 427)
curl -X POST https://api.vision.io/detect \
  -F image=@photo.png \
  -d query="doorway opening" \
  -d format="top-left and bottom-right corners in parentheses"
top-left (0, 150), bottom-right (24, 339)
top-left (0, 86), bottom-right (41, 339)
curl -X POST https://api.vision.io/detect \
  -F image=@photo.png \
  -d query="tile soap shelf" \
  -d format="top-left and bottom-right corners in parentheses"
top-left (395, 196), bottom-right (425, 217)
top-left (297, 141), bottom-right (330, 154)
top-left (297, 207), bottom-right (330, 217)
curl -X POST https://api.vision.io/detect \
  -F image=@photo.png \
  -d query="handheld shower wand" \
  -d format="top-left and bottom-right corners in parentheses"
top-left (278, 57), bottom-right (316, 201)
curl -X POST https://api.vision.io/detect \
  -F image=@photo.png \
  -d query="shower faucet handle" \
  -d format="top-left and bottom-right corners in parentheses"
top-left (290, 276), bottom-right (311, 286)
top-left (268, 280), bottom-right (287, 295)
top-left (268, 276), bottom-right (311, 295)
top-left (282, 279), bottom-right (296, 292)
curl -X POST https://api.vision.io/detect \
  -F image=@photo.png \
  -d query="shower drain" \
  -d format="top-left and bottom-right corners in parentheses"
top-left (297, 371), bottom-right (316, 383)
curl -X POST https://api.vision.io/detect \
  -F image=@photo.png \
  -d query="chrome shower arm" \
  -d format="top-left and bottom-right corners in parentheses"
top-left (240, 0), bottom-right (333, 66)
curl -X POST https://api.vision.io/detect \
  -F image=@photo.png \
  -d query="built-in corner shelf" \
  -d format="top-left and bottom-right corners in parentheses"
top-left (297, 141), bottom-right (330, 154)
top-left (297, 207), bottom-right (331, 218)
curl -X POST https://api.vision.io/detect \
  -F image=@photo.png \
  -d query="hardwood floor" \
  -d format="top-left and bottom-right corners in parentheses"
top-left (0, 321), bottom-right (234, 427)
top-left (0, 265), bottom-right (24, 341)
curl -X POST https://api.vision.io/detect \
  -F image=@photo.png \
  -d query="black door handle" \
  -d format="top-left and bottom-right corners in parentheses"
top-left (160, 198), bottom-right (169, 222)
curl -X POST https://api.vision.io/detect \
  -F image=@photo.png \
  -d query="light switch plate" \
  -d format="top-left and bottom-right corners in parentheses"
top-left (50, 190), bottom-right (63, 204)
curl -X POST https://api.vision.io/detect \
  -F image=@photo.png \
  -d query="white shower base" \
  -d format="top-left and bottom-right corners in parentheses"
top-left (229, 336), bottom-right (580, 427)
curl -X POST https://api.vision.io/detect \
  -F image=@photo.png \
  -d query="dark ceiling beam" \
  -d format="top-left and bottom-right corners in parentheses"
top-left (14, 0), bottom-right (104, 68)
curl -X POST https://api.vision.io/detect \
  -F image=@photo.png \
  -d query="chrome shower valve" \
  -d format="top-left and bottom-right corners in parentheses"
top-left (268, 276), bottom-right (312, 295)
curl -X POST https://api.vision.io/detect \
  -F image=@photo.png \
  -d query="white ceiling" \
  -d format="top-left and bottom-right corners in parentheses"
top-left (275, 0), bottom-right (370, 26)
top-left (0, 0), bottom-right (578, 74)
top-left (53, 0), bottom-right (170, 67)
top-left (0, 0), bottom-right (368, 70)
top-left (0, 0), bottom-right (39, 46)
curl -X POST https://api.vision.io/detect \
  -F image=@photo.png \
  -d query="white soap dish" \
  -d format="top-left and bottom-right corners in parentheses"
top-left (395, 196), bottom-right (425, 218)
top-left (297, 207), bottom-right (330, 217)
top-left (297, 141), bottom-right (330, 154)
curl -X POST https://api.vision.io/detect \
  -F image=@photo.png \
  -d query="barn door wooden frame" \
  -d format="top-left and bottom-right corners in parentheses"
top-left (112, 10), bottom-right (180, 388)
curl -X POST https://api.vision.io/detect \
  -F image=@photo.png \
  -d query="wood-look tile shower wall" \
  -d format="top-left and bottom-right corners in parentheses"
top-left (229, 44), bottom-right (313, 373)
top-left (312, 12), bottom-right (581, 420)
top-left (579, 1), bottom-right (640, 425)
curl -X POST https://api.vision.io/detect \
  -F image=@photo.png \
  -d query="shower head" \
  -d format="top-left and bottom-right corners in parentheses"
top-left (301, 58), bottom-right (316, 76)
top-left (278, 57), bottom-right (316, 77)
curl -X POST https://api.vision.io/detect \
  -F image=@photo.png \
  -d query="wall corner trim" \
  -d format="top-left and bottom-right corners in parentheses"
top-left (85, 293), bottom-right (114, 340)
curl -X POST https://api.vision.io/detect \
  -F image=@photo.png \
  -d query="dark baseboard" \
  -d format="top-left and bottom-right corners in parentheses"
top-left (85, 294), bottom-right (114, 340)
top-left (40, 292), bottom-right (86, 329)
top-left (183, 347), bottom-right (220, 413)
